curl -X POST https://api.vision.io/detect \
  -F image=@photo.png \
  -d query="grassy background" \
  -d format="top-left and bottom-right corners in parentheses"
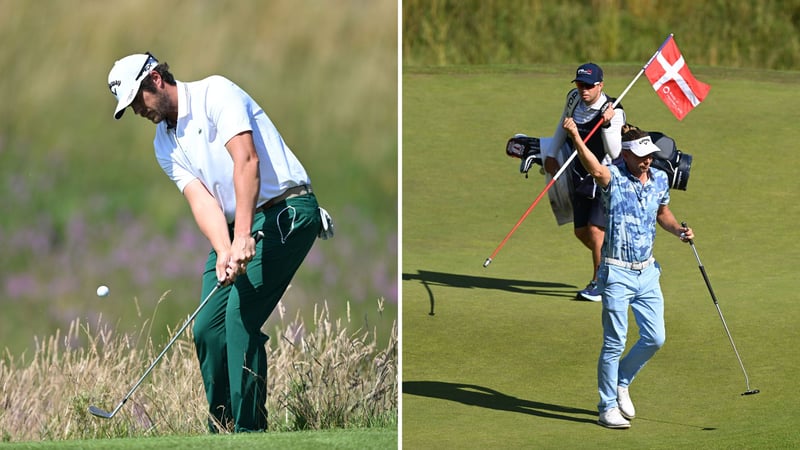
top-left (0, 0), bottom-right (397, 355)
top-left (403, 0), bottom-right (800, 69)
top-left (401, 65), bottom-right (799, 448)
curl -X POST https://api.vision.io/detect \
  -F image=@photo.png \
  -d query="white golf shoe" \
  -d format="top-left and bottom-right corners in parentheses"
top-left (617, 385), bottom-right (636, 419)
top-left (598, 407), bottom-right (631, 429)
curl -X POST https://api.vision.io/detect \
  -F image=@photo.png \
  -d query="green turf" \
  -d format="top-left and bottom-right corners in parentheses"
top-left (401, 65), bottom-right (799, 449)
top-left (0, 428), bottom-right (396, 449)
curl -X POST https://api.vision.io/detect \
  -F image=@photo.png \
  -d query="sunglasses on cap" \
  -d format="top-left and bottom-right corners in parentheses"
top-left (135, 52), bottom-right (158, 81)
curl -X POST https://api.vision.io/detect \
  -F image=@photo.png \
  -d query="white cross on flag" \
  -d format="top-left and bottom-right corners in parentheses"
top-left (645, 36), bottom-right (710, 120)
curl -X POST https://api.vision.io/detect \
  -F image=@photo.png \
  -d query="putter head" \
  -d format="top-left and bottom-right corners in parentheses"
top-left (741, 389), bottom-right (760, 396)
top-left (88, 405), bottom-right (114, 419)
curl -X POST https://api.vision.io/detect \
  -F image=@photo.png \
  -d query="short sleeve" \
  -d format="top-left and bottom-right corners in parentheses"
top-left (205, 76), bottom-right (253, 146)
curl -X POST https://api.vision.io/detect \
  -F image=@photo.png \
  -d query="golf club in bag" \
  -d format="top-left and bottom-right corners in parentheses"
top-left (89, 230), bottom-right (265, 419)
top-left (682, 222), bottom-right (759, 396)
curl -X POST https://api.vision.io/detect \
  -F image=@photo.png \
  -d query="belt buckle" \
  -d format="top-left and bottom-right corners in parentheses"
top-left (630, 261), bottom-right (644, 270)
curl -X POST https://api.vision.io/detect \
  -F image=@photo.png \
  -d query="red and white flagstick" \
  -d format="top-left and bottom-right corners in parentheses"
top-left (483, 35), bottom-right (674, 268)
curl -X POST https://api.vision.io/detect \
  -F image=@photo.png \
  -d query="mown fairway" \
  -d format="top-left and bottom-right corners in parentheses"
top-left (0, 429), bottom-right (396, 449)
top-left (401, 65), bottom-right (799, 448)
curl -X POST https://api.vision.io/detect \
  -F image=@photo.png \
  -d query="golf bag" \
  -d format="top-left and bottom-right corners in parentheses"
top-left (505, 130), bottom-right (693, 191)
top-left (647, 131), bottom-right (692, 191)
top-left (506, 134), bottom-right (573, 225)
top-left (505, 134), bottom-right (542, 176)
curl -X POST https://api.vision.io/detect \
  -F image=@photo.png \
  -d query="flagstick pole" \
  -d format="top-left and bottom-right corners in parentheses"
top-left (482, 34), bottom-right (676, 268)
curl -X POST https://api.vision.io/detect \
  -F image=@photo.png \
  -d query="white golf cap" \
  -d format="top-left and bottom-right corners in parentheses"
top-left (107, 53), bottom-right (159, 119)
top-left (621, 135), bottom-right (660, 157)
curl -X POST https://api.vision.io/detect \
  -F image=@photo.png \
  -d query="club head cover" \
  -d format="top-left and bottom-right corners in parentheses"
top-left (318, 207), bottom-right (335, 240)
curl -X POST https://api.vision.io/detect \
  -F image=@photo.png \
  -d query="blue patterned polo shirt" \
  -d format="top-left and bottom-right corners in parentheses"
top-left (601, 164), bottom-right (671, 262)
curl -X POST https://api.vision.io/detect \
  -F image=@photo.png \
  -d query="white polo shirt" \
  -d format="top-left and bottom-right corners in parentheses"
top-left (154, 76), bottom-right (311, 223)
top-left (544, 91), bottom-right (625, 161)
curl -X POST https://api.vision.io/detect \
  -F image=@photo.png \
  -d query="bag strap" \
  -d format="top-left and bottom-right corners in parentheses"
top-left (564, 88), bottom-right (580, 118)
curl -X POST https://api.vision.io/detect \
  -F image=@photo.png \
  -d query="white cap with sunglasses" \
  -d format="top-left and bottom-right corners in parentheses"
top-left (107, 53), bottom-right (159, 119)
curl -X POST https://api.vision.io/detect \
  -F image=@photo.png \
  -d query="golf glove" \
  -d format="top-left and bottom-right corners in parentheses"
top-left (318, 207), bottom-right (334, 240)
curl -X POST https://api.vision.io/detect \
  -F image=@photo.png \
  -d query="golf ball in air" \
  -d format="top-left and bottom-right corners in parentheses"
top-left (96, 285), bottom-right (110, 297)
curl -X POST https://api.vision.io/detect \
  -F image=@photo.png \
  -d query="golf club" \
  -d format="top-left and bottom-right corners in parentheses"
top-left (89, 230), bottom-right (265, 419)
top-left (681, 222), bottom-right (759, 396)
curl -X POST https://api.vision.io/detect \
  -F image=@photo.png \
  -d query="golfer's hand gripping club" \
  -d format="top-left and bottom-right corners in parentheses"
top-left (680, 221), bottom-right (694, 244)
top-left (220, 230), bottom-right (265, 286)
top-left (89, 230), bottom-right (265, 419)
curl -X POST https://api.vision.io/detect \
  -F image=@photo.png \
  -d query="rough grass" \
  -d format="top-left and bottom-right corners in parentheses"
top-left (0, 297), bottom-right (397, 442)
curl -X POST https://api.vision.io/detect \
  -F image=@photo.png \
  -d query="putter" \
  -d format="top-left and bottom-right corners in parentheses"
top-left (682, 222), bottom-right (759, 396)
top-left (90, 230), bottom-right (265, 419)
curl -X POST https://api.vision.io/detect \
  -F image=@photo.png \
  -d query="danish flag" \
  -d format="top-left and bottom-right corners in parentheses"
top-left (645, 35), bottom-right (711, 120)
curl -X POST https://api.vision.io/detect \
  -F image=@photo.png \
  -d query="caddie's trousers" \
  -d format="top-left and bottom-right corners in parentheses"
top-left (193, 193), bottom-right (320, 432)
top-left (596, 261), bottom-right (666, 413)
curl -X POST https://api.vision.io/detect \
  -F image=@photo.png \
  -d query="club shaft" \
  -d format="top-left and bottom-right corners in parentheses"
top-left (713, 301), bottom-right (752, 391)
top-left (109, 282), bottom-right (221, 416)
top-left (686, 234), bottom-right (754, 392)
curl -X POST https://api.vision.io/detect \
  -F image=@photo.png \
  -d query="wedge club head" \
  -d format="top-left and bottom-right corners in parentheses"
top-left (88, 405), bottom-right (117, 419)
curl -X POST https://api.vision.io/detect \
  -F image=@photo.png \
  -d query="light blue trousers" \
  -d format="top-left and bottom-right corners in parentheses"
top-left (596, 262), bottom-right (666, 412)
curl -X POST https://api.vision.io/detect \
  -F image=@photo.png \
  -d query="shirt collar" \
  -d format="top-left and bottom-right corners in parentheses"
top-left (165, 80), bottom-right (188, 130)
top-left (588, 92), bottom-right (608, 111)
top-left (621, 161), bottom-right (653, 185)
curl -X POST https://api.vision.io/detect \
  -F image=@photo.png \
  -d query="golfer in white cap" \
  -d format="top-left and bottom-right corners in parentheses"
top-left (107, 52), bottom-right (333, 432)
top-left (563, 120), bottom-right (693, 429)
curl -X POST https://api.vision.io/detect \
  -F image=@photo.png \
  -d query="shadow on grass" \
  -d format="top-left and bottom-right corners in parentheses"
top-left (403, 380), bottom-right (597, 425)
top-left (403, 270), bottom-right (578, 315)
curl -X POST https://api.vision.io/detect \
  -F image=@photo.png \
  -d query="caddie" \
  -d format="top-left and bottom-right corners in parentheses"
top-left (541, 63), bottom-right (626, 302)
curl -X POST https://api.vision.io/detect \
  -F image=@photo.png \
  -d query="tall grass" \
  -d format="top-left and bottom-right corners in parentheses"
top-left (403, 0), bottom-right (800, 69)
top-left (0, 297), bottom-right (397, 442)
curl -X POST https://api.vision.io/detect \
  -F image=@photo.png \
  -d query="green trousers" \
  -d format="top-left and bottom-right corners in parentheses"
top-left (193, 193), bottom-right (320, 432)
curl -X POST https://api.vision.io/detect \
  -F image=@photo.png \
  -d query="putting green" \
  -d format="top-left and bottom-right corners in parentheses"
top-left (401, 65), bottom-right (799, 449)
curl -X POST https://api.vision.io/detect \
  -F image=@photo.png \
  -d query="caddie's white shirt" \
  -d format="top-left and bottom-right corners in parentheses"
top-left (544, 91), bottom-right (625, 161)
top-left (154, 76), bottom-right (310, 223)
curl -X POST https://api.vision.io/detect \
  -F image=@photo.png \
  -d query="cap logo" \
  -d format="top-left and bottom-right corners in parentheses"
top-left (578, 68), bottom-right (593, 76)
top-left (108, 80), bottom-right (121, 96)
top-left (621, 135), bottom-right (656, 155)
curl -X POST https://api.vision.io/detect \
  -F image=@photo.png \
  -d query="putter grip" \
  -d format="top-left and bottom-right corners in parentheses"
top-left (680, 221), bottom-right (693, 244)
